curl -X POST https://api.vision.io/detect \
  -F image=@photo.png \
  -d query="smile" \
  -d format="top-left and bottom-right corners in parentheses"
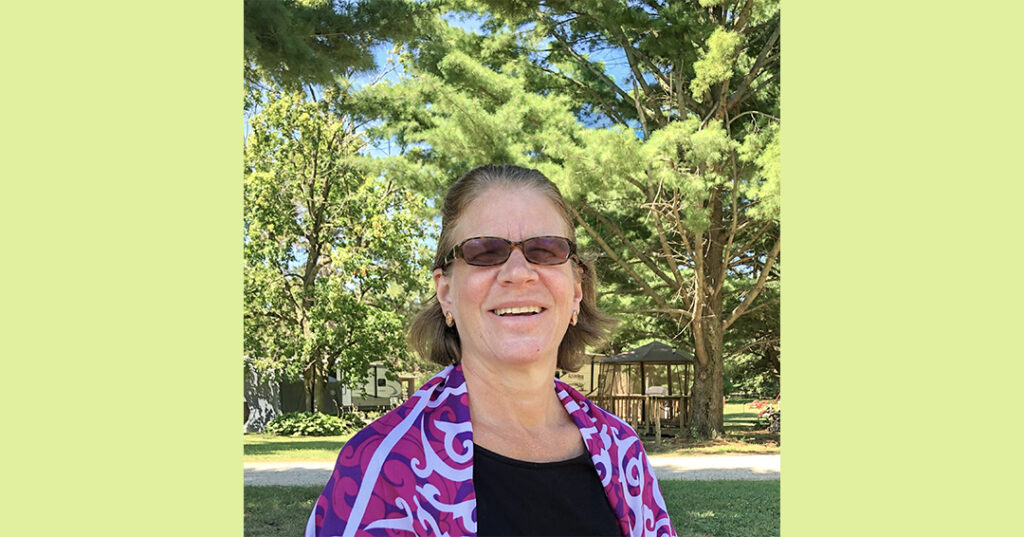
top-left (491, 306), bottom-right (544, 316)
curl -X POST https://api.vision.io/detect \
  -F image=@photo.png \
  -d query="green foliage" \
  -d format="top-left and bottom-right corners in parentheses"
top-left (244, 84), bottom-right (430, 407)
top-left (244, 0), bottom-right (433, 91)
top-left (340, 410), bottom-right (381, 430)
top-left (738, 122), bottom-right (781, 221)
top-left (265, 412), bottom-right (347, 436)
top-left (244, 0), bottom-right (781, 439)
top-left (725, 353), bottom-right (779, 397)
top-left (262, 410), bottom-right (384, 436)
top-left (691, 28), bottom-right (743, 103)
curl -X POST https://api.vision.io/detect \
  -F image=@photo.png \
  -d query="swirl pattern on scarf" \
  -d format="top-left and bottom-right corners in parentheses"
top-left (307, 365), bottom-right (676, 537)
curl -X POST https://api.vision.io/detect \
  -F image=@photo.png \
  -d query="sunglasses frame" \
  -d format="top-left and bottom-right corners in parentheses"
top-left (441, 235), bottom-right (580, 268)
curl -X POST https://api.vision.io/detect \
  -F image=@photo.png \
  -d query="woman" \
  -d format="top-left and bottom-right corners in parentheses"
top-left (307, 165), bottom-right (676, 537)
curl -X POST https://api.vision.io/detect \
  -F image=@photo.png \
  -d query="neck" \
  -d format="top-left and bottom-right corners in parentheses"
top-left (460, 355), bottom-right (564, 430)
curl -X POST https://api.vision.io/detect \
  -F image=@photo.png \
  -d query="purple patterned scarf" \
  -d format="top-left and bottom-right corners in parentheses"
top-left (306, 364), bottom-right (676, 537)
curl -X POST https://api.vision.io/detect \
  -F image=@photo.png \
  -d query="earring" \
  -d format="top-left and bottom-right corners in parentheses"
top-left (445, 312), bottom-right (455, 327)
top-left (570, 310), bottom-right (578, 326)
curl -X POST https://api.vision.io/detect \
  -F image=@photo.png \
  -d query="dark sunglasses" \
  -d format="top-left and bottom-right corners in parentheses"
top-left (441, 236), bottom-right (579, 268)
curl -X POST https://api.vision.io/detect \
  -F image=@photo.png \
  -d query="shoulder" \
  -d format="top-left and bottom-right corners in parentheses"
top-left (554, 379), bottom-right (643, 440)
top-left (335, 367), bottom-right (463, 464)
top-left (330, 405), bottom-right (407, 475)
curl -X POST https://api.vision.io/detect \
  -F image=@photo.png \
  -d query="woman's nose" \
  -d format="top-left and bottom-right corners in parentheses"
top-left (497, 247), bottom-right (538, 283)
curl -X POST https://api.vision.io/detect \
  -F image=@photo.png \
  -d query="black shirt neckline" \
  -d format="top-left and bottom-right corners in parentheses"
top-left (472, 442), bottom-right (589, 469)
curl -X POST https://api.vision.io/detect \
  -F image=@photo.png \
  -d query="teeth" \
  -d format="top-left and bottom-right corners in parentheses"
top-left (493, 306), bottom-right (542, 316)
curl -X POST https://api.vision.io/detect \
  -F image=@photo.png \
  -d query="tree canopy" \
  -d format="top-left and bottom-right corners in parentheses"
top-left (244, 84), bottom-right (430, 411)
top-left (244, 0), bottom-right (433, 90)
top-left (242, 0), bottom-right (781, 437)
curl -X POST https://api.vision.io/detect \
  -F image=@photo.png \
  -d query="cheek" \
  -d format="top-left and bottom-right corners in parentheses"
top-left (452, 271), bottom-right (491, 310)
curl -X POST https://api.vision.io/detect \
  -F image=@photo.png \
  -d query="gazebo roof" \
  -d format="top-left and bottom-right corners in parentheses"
top-left (598, 341), bottom-right (695, 364)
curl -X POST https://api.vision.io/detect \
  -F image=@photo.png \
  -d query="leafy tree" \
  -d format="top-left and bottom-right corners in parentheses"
top-left (355, 1), bottom-right (780, 438)
top-left (244, 84), bottom-right (429, 412)
top-left (723, 280), bottom-right (779, 397)
top-left (244, 0), bottom-right (433, 91)
top-left (447, 0), bottom-right (781, 439)
top-left (245, 0), bottom-right (781, 437)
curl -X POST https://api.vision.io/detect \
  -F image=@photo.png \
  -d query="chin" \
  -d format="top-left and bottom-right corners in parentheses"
top-left (484, 341), bottom-right (560, 367)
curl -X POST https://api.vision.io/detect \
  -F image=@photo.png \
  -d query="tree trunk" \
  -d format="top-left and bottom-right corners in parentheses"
top-left (314, 363), bottom-right (330, 413)
top-left (303, 360), bottom-right (331, 413)
top-left (690, 324), bottom-right (724, 438)
top-left (689, 186), bottom-right (727, 439)
top-left (304, 368), bottom-right (314, 412)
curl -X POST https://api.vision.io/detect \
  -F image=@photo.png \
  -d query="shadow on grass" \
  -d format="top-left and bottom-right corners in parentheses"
top-left (661, 480), bottom-right (779, 537)
top-left (642, 415), bottom-right (779, 453)
top-left (245, 486), bottom-right (320, 537)
top-left (244, 439), bottom-right (347, 458)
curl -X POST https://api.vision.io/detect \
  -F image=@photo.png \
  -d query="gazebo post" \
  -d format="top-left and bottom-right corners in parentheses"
top-left (640, 361), bottom-right (647, 434)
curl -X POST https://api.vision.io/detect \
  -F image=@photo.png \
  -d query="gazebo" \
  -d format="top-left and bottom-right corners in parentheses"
top-left (591, 341), bottom-right (695, 438)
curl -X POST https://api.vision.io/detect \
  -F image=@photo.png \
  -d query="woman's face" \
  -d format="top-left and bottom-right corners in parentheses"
top-left (433, 185), bottom-right (583, 371)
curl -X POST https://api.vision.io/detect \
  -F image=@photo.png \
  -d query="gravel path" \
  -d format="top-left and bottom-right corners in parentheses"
top-left (244, 453), bottom-right (779, 486)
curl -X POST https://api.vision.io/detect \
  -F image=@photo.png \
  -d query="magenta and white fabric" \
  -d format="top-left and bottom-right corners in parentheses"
top-left (306, 364), bottom-right (676, 537)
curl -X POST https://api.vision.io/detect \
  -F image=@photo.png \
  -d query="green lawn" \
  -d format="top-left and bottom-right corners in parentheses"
top-left (244, 433), bottom-right (353, 461)
top-left (244, 481), bottom-right (779, 537)
top-left (661, 480), bottom-right (779, 537)
top-left (244, 486), bottom-right (320, 537)
top-left (641, 400), bottom-right (780, 456)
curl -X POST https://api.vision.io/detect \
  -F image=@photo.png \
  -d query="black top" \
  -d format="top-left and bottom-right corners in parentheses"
top-left (473, 443), bottom-right (623, 537)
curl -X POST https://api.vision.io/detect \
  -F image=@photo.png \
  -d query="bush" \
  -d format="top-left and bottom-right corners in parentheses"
top-left (340, 410), bottom-right (381, 430)
top-left (265, 410), bottom-right (386, 436)
top-left (266, 412), bottom-right (346, 436)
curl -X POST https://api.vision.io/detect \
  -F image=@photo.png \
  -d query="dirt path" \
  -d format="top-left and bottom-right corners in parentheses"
top-left (243, 453), bottom-right (779, 486)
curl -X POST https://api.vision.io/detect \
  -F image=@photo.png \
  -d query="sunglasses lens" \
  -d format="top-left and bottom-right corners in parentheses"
top-left (524, 237), bottom-right (571, 264)
top-left (461, 238), bottom-right (512, 266)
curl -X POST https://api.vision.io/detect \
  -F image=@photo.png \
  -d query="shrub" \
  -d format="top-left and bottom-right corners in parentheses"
top-left (265, 410), bottom-right (386, 436)
top-left (266, 412), bottom-right (346, 436)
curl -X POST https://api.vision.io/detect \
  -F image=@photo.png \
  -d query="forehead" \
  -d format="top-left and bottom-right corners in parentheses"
top-left (453, 185), bottom-right (571, 241)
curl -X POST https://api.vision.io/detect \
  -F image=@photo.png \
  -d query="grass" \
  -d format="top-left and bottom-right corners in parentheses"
top-left (661, 480), bottom-right (780, 537)
top-left (244, 433), bottom-right (353, 462)
top-left (642, 400), bottom-right (781, 456)
top-left (243, 481), bottom-right (779, 537)
top-left (244, 486), bottom-right (320, 537)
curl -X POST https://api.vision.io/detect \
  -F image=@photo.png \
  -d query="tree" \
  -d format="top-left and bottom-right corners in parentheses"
top-left (244, 0), bottom-right (432, 91)
top-left (244, 84), bottom-right (429, 412)
top-left (439, 1), bottom-right (782, 439)
top-left (247, 0), bottom-right (782, 437)
top-left (359, 0), bottom-right (780, 438)
top-left (723, 280), bottom-right (779, 397)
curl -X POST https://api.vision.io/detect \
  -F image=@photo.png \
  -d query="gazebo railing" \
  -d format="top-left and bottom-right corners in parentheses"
top-left (589, 394), bottom-right (690, 434)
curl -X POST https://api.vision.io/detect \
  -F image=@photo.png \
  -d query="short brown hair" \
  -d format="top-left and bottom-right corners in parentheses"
top-left (407, 164), bottom-right (616, 371)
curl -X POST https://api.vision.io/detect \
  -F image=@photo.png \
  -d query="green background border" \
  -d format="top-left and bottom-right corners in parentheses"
top-left (3, 1), bottom-right (1022, 535)
top-left (784, 1), bottom-right (1022, 535)
top-left (3, 1), bottom-right (239, 535)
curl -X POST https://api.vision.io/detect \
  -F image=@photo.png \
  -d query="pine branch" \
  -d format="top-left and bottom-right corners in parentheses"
top-left (727, 23), bottom-right (780, 110)
top-left (581, 201), bottom-right (678, 291)
top-left (724, 334), bottom-right (780, 360)
top-left (568, 204), bottom-right (674, 312)
top-left (724, 235), bottom-right (781, 330)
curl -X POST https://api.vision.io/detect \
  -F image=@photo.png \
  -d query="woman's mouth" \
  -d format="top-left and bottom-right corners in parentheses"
top-left (491, 306), bottom-right (544, 317)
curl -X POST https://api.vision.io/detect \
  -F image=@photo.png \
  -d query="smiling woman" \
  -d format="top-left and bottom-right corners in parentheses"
top-left (306, 165), bottom-right (678, 537)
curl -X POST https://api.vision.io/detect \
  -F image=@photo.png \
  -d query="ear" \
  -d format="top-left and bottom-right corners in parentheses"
top-left (433, 268), bottom-right (453, 311)
top-left (572, 271), bottom-right (583, 312)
